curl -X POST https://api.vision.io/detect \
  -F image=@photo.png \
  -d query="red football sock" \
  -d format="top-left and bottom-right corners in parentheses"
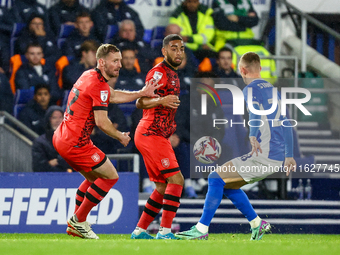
top-left (160, 183), bottom-right (183, 228)
top-left (74, 179), bottom-right (92, 214)
top-left (76, 178), bottom-right (118, 222)
top-left (137, 189), bottom-right (163, 230)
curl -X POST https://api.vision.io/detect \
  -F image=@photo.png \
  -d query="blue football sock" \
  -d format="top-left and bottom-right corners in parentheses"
top-left (223, 189), bottom-right (257, 222)
top-left (199, 171), bottom-right (225, 226)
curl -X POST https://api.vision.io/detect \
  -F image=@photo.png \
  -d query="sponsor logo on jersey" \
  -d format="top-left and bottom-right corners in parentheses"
top-left (101, 90), bottom-right (109, 102)
top-left (161, 158), bottom-right (170, 168)
top-left (153, 71), bottom-right (163, 80)
top-left (91, 153), bottom-right (100, 162)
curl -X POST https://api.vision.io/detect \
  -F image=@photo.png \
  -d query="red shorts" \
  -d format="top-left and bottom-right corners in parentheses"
top-left (53, 135), bottom-right (106, 173)
top-left (135, 130), bottom-right (180, 183)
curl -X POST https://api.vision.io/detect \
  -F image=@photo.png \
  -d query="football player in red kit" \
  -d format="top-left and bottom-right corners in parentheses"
top-left (131, 34), bottom-right (185, 239)
top-left (53, 44), bottom-right (162, 239)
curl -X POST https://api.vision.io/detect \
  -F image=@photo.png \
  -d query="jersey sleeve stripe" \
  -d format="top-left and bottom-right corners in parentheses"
top-left (160, 167), bottom-right (180, 175)
top-left (91, 156), bottom-right (108, 170)
top-left (93, 106), bottom-right (108, 111)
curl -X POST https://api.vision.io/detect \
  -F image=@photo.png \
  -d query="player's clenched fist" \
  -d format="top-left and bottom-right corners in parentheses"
top-left (119, 131), bottom-right (131, 147)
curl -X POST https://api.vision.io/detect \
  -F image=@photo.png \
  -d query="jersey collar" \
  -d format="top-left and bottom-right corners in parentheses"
top-left (94, 68), bottom-right (108, 82)
top-left (162, 60), bottom-right (178, 72)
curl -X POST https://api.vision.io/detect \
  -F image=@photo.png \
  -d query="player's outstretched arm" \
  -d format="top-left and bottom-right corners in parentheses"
top-left (94, 110), bottom-right (131, 147)
top-left (136, 95), bottom-right (180, 109)
top-left (109, 78), bottom-right (163, 104)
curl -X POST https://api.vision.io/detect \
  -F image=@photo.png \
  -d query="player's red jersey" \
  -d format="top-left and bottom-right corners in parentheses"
top-left (54, 68), bottom-right (110, 147)
top-left (137, 61), bottom-right (180, 138)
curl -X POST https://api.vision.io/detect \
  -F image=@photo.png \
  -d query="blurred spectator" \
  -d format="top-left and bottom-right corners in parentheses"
top-left (213, 47), bottom-right (241, 79)
top-left (15, 43), bottom-right (61, 103)
top-left (61, 11), bottom-right (99, 58)
top-left (212, 0), bottom-right (259, 50)
top-left (14, 14), bottom-right (61, 68)
top-left (169, 0), bottom-right (216, 61)
top-left (0, 6), bottom-right (15, 73)
top-left (153, 24), bottom-right (198, 93)
top-left (115, 47), bottom-right (145, 91)
top-left (18, 83), bottom-right (51, 135)
top-left (62, 40), bottom-right (99, 90)
top-left (32, 105), bottom-right (73, 172)
top-left (0, 68), bottom-right (13, 114)
top-left (153, 24), bottom-right (198, 69)
top-left (177, 51), bottom-right (197, 93)
top-left (112, 19), bottom-right (157, 73)
top-left (92, 0), bottom-right (144, 41)
top-left (48, 0), bottom-right (89, 37)
top-left (10, 0), bottom-right (49, 31)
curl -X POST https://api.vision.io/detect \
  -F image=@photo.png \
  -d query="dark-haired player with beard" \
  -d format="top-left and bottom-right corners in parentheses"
top-left (53, 44), bottom-right (162, 239)
top-left (131, 34), bottom-right (185, 240)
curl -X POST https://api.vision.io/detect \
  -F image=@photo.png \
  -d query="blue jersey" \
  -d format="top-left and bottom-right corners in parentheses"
top-left (243, 79), bottom-right (287, 161)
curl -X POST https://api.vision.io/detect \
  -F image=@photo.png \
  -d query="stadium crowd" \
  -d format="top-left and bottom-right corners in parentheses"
top-left (0, 0), bottom-right (273, 197)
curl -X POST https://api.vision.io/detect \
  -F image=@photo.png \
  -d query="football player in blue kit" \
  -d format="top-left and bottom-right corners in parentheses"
top-left (175, 52), bottom-right (297, 241)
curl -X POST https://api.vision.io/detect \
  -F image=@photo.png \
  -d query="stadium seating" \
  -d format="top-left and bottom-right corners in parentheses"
top-left (13, 88), bottom-right (35, 118)
top-left (104, 24), bottom-right (119, 43)
top-left (150, 26), bottom-right (165, 49)
top-left (10, 23), bottom-right (26, 56)
top-left (57, 24), bottom-right (75, 49)
top-left (61, 89), bottom-right (70, 111)
top-left (118, 101), bottom-right (137, 128)
top-left (55, 55), bottom-right (74, 89)
top-left (9, 54), bottom-right (46, 94)
top-left (143, 29), bottom-right (152, 44)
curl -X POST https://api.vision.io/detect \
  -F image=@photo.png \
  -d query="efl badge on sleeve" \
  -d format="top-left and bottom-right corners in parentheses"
top-left (100, 90), bottom-right (109, 102)
top-left (153, 71), bottom-right (163, 80)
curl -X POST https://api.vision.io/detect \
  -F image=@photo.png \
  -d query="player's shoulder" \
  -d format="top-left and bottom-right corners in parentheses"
top-left (82, 69), bottom-right (99, 79)
top-left (251, 79), bottom-right (273, 89)
top-left (76, 69), bottom-right (108, 93)
top-left (81, 69), bottom-right (107, 85)
top-left (146, 62), bottom-right (166, 80)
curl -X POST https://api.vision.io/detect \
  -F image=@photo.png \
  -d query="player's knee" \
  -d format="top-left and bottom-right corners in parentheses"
top-left (167, 171), bottom-right (184, 186)
top-left (155, 183), bottom-right (167, 195)
top-left (208, 171), bottom-right (225, 187)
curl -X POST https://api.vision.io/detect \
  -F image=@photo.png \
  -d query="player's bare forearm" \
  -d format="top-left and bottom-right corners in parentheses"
top-left (95, 111), bottom-right (120, 139)
top-left (136, 97), bottom-right (162, 109)
top-left (94, 110), bottom-right (131, 146)
top-left (110, 89), bottom-right (144, 104)
top-left (136, 95), bottom-right (180, 109)
top-left (109, 78), bottom-right (163, 104)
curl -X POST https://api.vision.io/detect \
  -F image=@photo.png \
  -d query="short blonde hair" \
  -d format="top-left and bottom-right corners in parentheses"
top-left (239, 52), bottom-right (261, 71)
top-left (96, 44), bottom-right (120, 60)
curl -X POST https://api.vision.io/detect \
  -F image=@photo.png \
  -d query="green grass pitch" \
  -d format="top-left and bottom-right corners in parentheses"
top-left (0, 233), bottom-right (339, 255)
